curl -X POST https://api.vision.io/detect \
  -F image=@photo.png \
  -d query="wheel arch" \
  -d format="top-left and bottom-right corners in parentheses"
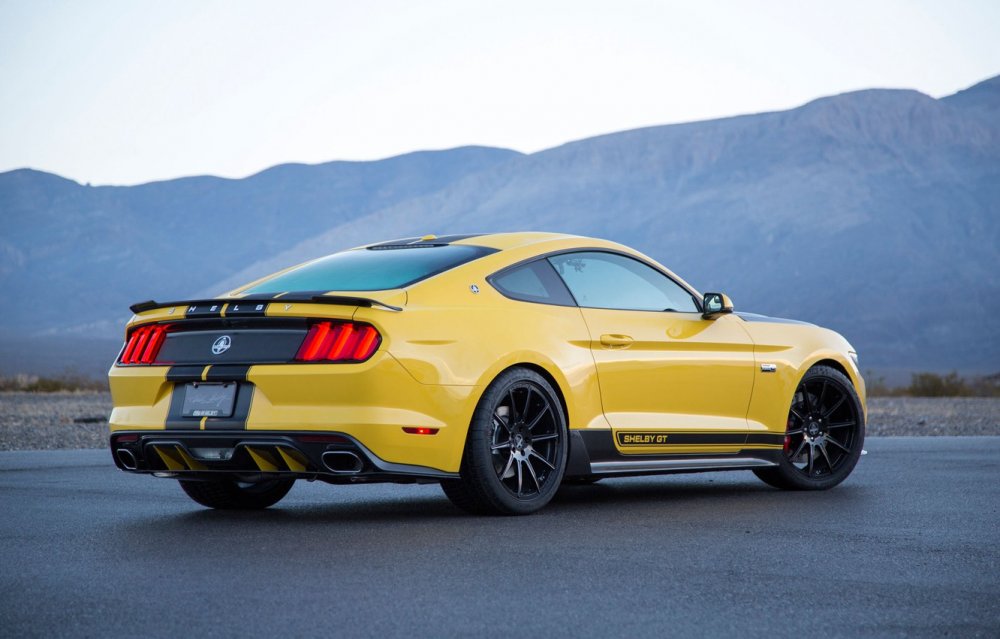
top-left (481, 361), bottom-right (571, 429)
top-left (801, 356), bottom-right (867, 419)
top-left (443, 360), bottom-right (575, 514)
top-left (479, 360), bottom-right (601, 481)
top-left (812, 358), bottom-right (849, 379)
top-left (754, 356), bottom-right (867, 490)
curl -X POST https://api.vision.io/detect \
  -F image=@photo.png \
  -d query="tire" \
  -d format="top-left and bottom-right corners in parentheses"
top-left (179, 476), bottom-right (295, 510)
top-left (441, 367), bottom-right (568, 515)
top-left (754, 365), bottom-right (865, 490)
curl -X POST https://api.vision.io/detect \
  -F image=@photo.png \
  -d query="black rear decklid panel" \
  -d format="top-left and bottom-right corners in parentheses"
top-left (159, 328), bottom-right (308, 365)
top-left (156, 317), bottom-right (309, 366)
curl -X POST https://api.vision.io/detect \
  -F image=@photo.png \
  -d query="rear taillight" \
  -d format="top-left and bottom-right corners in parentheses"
top-left (119, 324), bottom-right (170, 365)
top-left (295, 321), bottom-right (381, 362)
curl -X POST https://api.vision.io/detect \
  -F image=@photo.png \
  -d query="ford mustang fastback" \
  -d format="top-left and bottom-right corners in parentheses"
top-left (109, 232), bottom-right (865, 514)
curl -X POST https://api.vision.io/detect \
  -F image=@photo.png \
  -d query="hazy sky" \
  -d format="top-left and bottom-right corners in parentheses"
top-left (1, 0), bottom-right (998, 185)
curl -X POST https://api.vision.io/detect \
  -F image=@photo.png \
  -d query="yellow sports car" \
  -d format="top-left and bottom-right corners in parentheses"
top-left (109, 232), bottom-right (865, 515)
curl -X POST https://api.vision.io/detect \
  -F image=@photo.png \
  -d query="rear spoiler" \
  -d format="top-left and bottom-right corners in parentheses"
top-left (129, 295), bottom-right (403, 314)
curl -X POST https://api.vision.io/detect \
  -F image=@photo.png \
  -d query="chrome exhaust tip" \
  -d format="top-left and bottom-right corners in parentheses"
top-left (116, 448), bottom-right (138, 470)
top-left (321, 451), bottom-right (364, 474)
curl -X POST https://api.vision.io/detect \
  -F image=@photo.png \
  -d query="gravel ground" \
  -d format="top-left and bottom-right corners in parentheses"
top-left (0, 392), bottom-right (997, 451)
top-left (866, 397), bottom-right (1000, 436)
top-left (0, 392), bottom-right (112, 451)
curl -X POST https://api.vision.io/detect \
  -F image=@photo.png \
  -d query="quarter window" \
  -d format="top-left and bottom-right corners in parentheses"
top-left (489, 259), bottom-right (576, 306)
top-left (547, 251), bottom-right (698, 312)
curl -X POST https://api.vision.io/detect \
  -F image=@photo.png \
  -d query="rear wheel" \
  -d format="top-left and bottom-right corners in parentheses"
top-left (179, 476), bottom-right (295, 509)
top-left (441, 368), bottom-right (567, 515)
top-left (754, 365), bottom-right (864, 490)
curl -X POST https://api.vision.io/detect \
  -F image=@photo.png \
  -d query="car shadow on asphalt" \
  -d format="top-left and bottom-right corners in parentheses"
top-left (118, 473), bottom-right (863, 530)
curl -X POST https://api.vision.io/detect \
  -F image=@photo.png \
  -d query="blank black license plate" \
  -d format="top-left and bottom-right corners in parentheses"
top-left (181, 382), bottom-right (236, 418)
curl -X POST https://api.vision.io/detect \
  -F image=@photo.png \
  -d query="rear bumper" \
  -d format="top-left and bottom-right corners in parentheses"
top-left (108, 353), bottom-right (480, 473)
top-left (110, 430), bottom-right (459, 484)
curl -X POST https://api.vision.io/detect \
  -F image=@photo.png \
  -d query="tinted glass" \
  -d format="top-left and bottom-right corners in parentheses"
top-left (242, 245), bottom-right (496, 293)
top-left (547, 251), bottom-right (698, 312)
top-left (490, 259), bottom-right (575, 306)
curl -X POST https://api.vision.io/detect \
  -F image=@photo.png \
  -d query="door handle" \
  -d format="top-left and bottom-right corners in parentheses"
top-left (600, 334), bottom-right (634, 348)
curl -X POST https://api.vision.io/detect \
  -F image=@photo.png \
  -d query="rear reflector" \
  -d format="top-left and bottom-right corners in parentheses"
top-left (295, 321), bottom-right (381, 362)
top-left (402, 427), bottom-right (439, 435)
top-left (119, 324), bottom-right (171, 365)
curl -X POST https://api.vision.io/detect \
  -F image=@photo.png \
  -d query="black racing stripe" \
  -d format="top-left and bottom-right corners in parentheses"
top-left (366, 234), bottom-right (486, 248)
top-left (580, 429), bottom-right (781, 463)
top-left (166, 365), bottom-right (205, 382)
top-left (165, 365), bottom-right (253, 430)
top-left (579, 430), bottom-right (617, 461)
top-left (165, 376), bottom-right (253, 431)
top-left (432, 233), bottom-right (486, 244)
top-left (199, 365), bottom-right (253, 430)
top-left (565, 431), bottom-right (594, 476)
top-left (237, 293), bottom-right (280, 301)
top-left (735, 312), bottom-right (812, 326)
top-left (265, 289), bottom-right (326, 299)
top-left (368, 236), bottom-right (423, 247)
top-left (205, 364), bottom-right (251, 382)
top-left (202, 383), bottom-right (254, 431)
top-left (165, 382), bottom-right (200, 430)
top-left (183, 302), bottom-right (226, 318)
top-left (747, 433), bottom-right (786, 446)
top-left (617, 432), bottom-right (749, 446)
top-left (224, 301), bottom-right (269, 317)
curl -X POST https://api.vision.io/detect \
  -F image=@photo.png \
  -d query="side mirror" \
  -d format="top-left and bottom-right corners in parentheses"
top-left (702, 292), bottom-right (734, 319)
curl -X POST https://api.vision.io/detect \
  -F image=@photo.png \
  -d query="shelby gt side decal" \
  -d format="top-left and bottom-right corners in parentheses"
top-left (617, 432), bottom-right (671, 446)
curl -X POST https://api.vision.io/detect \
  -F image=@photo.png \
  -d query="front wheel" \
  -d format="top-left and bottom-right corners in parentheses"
top-left (179, 476), bottom-right (295, 509)
top-left (441, 368), bottom-right (568, 515)
top-left (754, 365), bottom-right (865, 490)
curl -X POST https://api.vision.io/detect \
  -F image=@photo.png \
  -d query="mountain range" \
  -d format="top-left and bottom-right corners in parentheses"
top-left (2, 75), bottom-right (998, 378)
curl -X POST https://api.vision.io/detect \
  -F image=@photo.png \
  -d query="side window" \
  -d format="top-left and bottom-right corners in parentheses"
top-left (547, 251), bottom-right (698, 312)
top-left (489, 259), bottom-right (576, 306)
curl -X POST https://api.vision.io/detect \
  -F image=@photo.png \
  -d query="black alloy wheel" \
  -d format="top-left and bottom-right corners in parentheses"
top-left (441, 368), bottom-right (567, 515)
top-left (489, 381), bottom-right (562, 498)
top-left (754, 365), bottom-right (865, 490)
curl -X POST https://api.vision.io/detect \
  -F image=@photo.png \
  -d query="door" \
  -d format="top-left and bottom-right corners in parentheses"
top-left (548, 251), bottom-right (756, 455)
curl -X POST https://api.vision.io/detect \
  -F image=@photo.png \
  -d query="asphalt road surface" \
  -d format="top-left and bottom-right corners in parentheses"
top-left (1, 437), bottom-right (997, 638)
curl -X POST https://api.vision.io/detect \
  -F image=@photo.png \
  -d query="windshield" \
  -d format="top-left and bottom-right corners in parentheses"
top-left (240, 244), bottom-right (497, 293)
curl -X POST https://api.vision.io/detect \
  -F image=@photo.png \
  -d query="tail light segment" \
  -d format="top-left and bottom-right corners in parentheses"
top-left (118, 319), bottom-right (381, 366)
top-left (295, 321), bottom-right (381, 362)
top-left (119, 324), bottom-right (170, 365)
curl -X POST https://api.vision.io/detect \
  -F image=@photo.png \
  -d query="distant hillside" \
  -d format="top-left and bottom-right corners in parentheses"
top-left (0, 146), bottom-right (521, 336)
top-left (1, 75), bottom-right (998, 375)
top-left (942, 74), bottom-right (1000, 123)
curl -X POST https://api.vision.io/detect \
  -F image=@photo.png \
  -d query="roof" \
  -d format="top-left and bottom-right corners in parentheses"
top-left (367, 231), bottom-right (585, 252)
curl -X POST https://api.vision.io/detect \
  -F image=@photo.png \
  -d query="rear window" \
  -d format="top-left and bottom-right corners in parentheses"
top-left (241, 244), bottom-right (497, 294)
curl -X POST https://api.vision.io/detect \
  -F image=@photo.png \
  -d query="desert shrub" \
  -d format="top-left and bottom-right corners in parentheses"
top-left (846, 371), bottom-right (998, 398)
top-left (907, 372), bottom-right (970, 397)
top-left (865, 372), bottom-right (903, 397)
top-left (968, 373), bottom-right (1000, 398)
